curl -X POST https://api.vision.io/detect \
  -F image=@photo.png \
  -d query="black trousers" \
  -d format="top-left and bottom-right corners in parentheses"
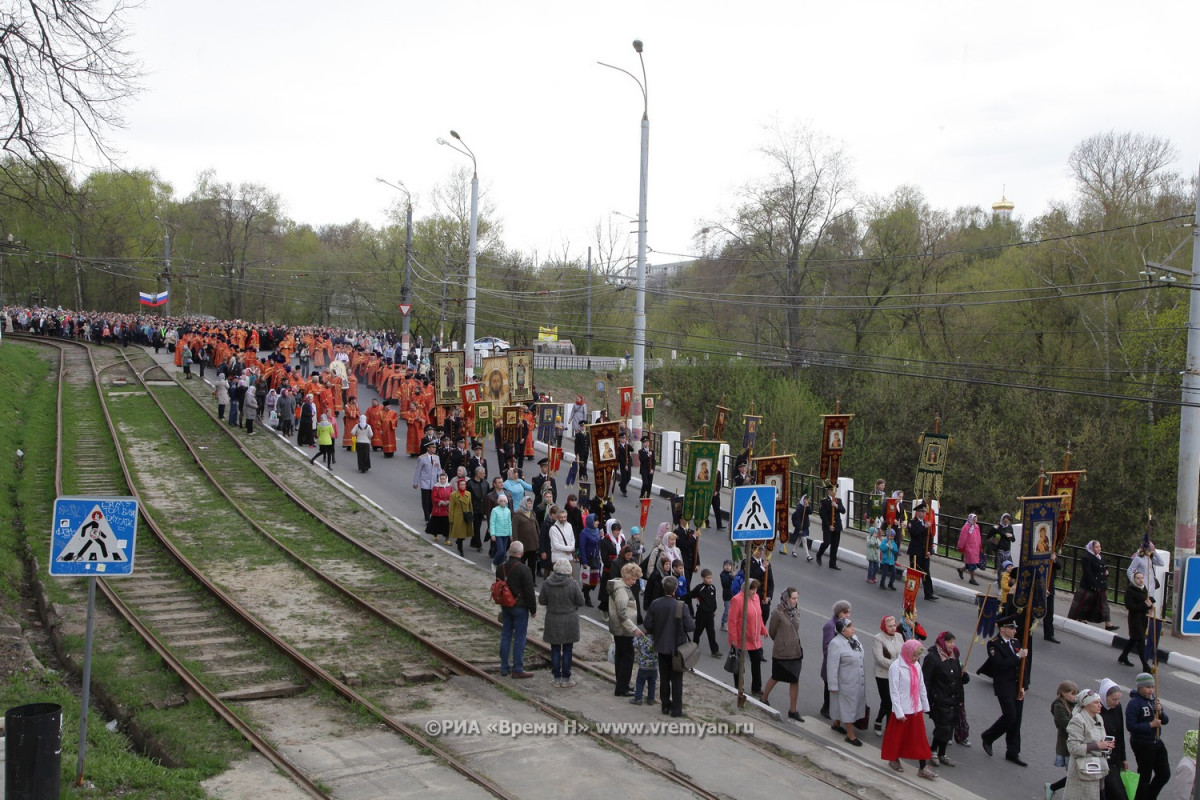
top-left (613, 636), bottom-right (635, 694)
top-left (875, 676), bottom-right (892, 723)
top-left (1043, 592), bottom-right (1057, 639)
top-left (658, 652), bottom-right (683, 715)
top-left (693, 611), bottom-right (718, 654)
top-left (1130, 739), bottom-right (1171, 800)
top-left (817, 530), bottom-right (841, 565)
top-left (619, 467), bottom-right (631, 494)
top-left (574, 433), bottom-right (589, 474)
top-left (982, 695), bottom-right (1024, 757)
top-left (910, 553), bottom-right (935, 598)
top-left (420, 488), bottom-right (433, 521)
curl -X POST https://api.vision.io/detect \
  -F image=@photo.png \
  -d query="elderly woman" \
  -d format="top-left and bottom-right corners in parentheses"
top-left (956, 513), bottom-right (983, 585)
top-left (607, 562), bottom-right (644, 697)
top-left (1064, 689), bottom-right (1115, 800)
top-left (448, 478), bottom-right (473, 555)
top-left (427, 471), bottom-right (452, 544)
top-left (1097, 679), bottom-right (1128, 800)
top-left (1071, 540), bottom-right (1119, 631)
top-left (826, 617), bottom-right (866, 747)
top-left (872, 615), bottom-right (905, 735)
top-left (882, 638), bottom-right (935, 779)
top-left (539, 558), bottom-right (585, 688)
top-left (923, 630), bottom-right (968, 768)
top-left (761, 587), bottom-right (804, 721)
top-left (512, 495), bottom-right (541, 578)
top-left (489, 492), bottom-right (512, 565)
top-left (821, 600), bottom-right (853, 720)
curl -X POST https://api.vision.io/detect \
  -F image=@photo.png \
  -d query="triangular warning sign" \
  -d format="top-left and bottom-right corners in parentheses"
top-left (1189, 593), bottom-right (1200, 623)
top-left (734, 490), bottom-right (773, 531)
top-left (56, 505), bottom-right (128, 563)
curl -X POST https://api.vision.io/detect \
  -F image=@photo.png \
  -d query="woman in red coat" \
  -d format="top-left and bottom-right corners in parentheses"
top-left (427, 472), bottom-right (452, 543)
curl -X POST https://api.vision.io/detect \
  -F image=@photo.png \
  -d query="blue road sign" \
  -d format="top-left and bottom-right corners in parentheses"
top-left (731, 484), bottom-right (776, 542)
top-left (1181, 554), bottom-right (1200, 636)
top-left (49, 497), bottom-right (138, 577)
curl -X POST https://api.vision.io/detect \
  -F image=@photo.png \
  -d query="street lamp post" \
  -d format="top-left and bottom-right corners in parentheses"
top-left (375, 178), bottom-right (414, 341)
top-left (438, 131), bottom-right (479, 358)
top-left (153, 215), bottom-right (172, 317)
top-left (599, 39), bottom-right (649, 436)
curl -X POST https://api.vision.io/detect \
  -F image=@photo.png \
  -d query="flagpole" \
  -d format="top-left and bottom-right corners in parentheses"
top-left (962, 583), bottom-right (994, 670)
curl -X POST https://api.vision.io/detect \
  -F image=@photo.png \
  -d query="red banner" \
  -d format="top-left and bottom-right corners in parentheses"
top-left (640, 498), bottom-right (651, 530)
top-left (619, 386), bottom-right (634, 418)
top-left (885, 498), bottom-right (899, 529)
top-left (819, 414), bottom-right (853, 482)
top-left (903, 566), bottom-right (924, 615)
top-left (1047, 470), bottom-right (1084, 551)
top-left (713, 405), bottom-right (730, 439)
top-left (548, 446), bottom-right (563, 474)
top-left (752, 454), bottom-right (792, 547)
top-left (459, 382), bottom-right (480, 433)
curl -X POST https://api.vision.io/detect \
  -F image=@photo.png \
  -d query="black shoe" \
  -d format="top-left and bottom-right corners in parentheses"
top-left (957, 567), bottom-right (965, 579)
top-left (615, 689), bottom-right (634, 697)
top-left (1005, 755), bottom-right (1028, 767)
top-left (982, 739), bottom-right (993, 756)
top-left (787, 711), bottom-right (804, 722)
top-left (926, 595), bottom-right (940, 601)
top-left (1045, 637), bottom-right (1061, 643)
top-left (831, 723), bottom-right (846, 734)
top-left (1117, 657), bottom-right (1134, 666)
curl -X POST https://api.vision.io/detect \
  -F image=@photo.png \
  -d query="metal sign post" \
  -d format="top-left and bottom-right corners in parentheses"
top-left (730, 485), bottom-right (775, 707)
top-left (48, 496), bottom-right (138, 785)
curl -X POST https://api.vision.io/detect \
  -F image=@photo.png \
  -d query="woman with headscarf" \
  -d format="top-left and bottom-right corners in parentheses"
top-left (1064, 688), bottom-right (1115, 800)
top-left (872, 615), bottom-right (905, 735)
top-left (825, 617), bottom-right (866, 747)
top-left (1119, 570), bottom-right (1155, 672)
top-left (447, 477), bottom-right (473, 555)
top-left (882, 638), bottom-right (935, 779)
top-left (597, 519), bottom-right (626, 615)
top-left (924, 630), bottom-right (968, 768)
top-left (427, 471), bottom-right (452, 544)
top-left (1070, 540), bottom-right (1119, 630)
top-left (761, 586), bottom-right (804, 721)
top-left (1096, 678), bottom-right (1130, 800)
top-left (264, 387), bottom-right (278, 427)
top-left (297, 393), bottom-right (316, 447)
top-left (955, 513), bottom-right (983, 585)
top-left (578, 513), bottom-right (603, 607)
top-left (353, 414), bottom-right (373, 472)
top-left (1049, 680), bottom-right (1081, 796)
top-left (821, 600), bottom-right (853, 720)
top-left (540, 557), bottom-right (585, 688)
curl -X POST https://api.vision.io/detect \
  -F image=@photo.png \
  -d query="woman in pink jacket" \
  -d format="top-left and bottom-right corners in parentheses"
top-left (727, 578), bottom-right (769, 695)
top-left (955, 513), bottom-right (983, 586)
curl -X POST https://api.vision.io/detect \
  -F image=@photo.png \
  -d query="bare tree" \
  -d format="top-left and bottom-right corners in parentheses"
top-left (1, 0), bottom-right (140, 190)
top-left (1067, 131), bottom-right (1179, 220)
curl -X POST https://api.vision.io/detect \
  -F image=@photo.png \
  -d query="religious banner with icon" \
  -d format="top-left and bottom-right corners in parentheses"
top-left (619, 386), bottom-right (634, 418)
top-left (903, 566), bottom-right (925, 615)
top-left (459, 382), bottom-right (480, 433)
top-left (914, 432), bottom-right (951, 501)
top-left (752, 454), bottom-right (792, 546)
top-left (742, 414), bottom-right (762, 452)
top-left (1015, 495), bottom-right (1060, 618)
top-left (535, 403), bottom-right (558, 445)
top-left (588, 421), bottom-right (621, 473)
top-left (502, 405), bottom-right (524, 444)
top-left (682, 440), bottom-right (722, 527)
top-left (819, 414), bottom-right (853, 482)
top-left (432, 351), bottom-right (466, 407)
top-left (713, 405), bottom-right (730, 440)
top-left (548, 446), bottom-right (563, 474)
top-left (642, 393), bottom-right (661, 428)
top-left (473, 400), bottom-right (493, 438)
top-left (640, 498), bottom-right (651, 530)
top-left (507, 349), bottom-right (534, 403)
top-left (1046, 470), bottom-right (1084, 551)
top-left (670, 494), bottom-right (684, 525)
top-left (481, 355), bottom-right (510, 416)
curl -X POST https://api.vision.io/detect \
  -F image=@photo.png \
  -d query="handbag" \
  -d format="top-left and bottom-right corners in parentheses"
top-left (580, 564), bottom-right (592, 585)
top-left (854, 706), bottom-right (871, 731)
top-left (1077, 756), bottom-right (1107, 781)
top-left (723, 650), bottom-right (740, 674)
top-left (672, 601), bottom-right (700, 671)
top-left (462, 509), bottom-right (474, 523)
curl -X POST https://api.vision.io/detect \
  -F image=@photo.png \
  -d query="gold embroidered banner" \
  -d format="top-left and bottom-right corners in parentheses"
top-left (914, 432), bottom-right (951, 501)
top-left (753, 454), bottom-right (792, 547)
top-left (1047, 470), bottom-right (1084, 551)
top-left (819, 414), bottom-right (852, 482)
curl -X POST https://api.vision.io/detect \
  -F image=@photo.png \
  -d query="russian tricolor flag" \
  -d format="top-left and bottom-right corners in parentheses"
top-left (139, 290), bottom-right (169, 307)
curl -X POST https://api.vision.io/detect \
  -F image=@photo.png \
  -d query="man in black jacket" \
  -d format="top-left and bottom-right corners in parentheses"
top-left (907, 502), bottom-right (939, 600)
top-left (638, 435), bottom-right (655, 498)
top-left (978, 616), bottom-right (1030, 765)
top-left (531, 457), bottom-right (557, 504)
top-left (497, 541), bottom-right (536, 679)
top-left (816, 481), bottom-right (844, 569)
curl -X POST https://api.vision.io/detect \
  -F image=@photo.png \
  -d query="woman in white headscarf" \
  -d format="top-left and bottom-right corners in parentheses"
top-left (1063, 688), bottom-right (1114, 800)
top-left (353, 414), bottom-right (374, 473)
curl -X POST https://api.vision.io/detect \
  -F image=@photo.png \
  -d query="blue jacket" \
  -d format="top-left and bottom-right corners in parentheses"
top-left (578, 525), bottom-right (602, 565)
top-left (1125, 689), bottom-right (1168, 745)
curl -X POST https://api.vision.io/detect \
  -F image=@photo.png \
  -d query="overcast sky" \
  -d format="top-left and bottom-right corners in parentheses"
top-left (101, 0), bottom-right (1199, 268)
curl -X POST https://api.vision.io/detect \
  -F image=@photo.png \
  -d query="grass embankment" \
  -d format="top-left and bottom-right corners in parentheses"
top-left (0, 341), bottom-right (244, 799)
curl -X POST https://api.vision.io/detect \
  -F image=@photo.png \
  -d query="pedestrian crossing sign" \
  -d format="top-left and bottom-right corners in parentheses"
top-left (49, 497), bottom-right (139, 576)
top-left (1181, 554), bottom-right (1200, 636)
top-left (731, 485), bottom-right (776, 541)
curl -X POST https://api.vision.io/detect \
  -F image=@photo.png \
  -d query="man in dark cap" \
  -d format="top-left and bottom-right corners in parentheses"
top-left (907, 502), bottom-right (939, 600)
top-left (412, 439), bottom-right (441, 521)
top-left (531, 457), bottom-right (557, 504)
top-left (816, 480), bottom-right (844, 569)
top-left (468, 440), bottom-right (488, 481)
top-left (616, 430), bottom-right (633, 497)
top-left (977, 615), bottom-right (1030, 766)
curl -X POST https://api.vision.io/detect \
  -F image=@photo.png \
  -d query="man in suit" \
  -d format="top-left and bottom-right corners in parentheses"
top-left (616, 430), bottom-right (634, 497)
top-left (978, 616), bottom-right (1030, 766)
top-left (447, 436), bottom-right (471, 477)
top-left (412, 439), bottom-right (442, 521)
top-left (907, 502), bottom-right (939, 600)
top-left (641, 575), bottom-right (694, 717)
top-left (816, 480), bottom-right (844, 569)
top-left (638, 435), bottom-right (656, 498)
top-left (468, 440), bottom-right (488, 481)
top-left (531, 457), bottom-right (558, 504)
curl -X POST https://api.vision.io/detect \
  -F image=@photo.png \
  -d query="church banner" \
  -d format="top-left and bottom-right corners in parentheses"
top-left (473, 400), bottom-right (493, 438)
top-left (753, 455), bottom-right (792, 546)
top-left (459, 382), bottom-right (479, 432)
top-left (713, 405), bottom-right (730, 440)
top-left (640, 498), bottom-right (651, 530)
top-left (619, 386), bottom-right (634, 418)
top-left (819, 414), bottom-right (852, 483)
top-left (502, 405), bottom-right (524, 444)
top-left (588, 421), bottom-right (621, 473)
top-left (914, 432), bottom-right (951, 501)
top-left (1047, 470), bottom-right (1084, 551)
top-left (535, 403), bottom-right (558, 445)
top-left (903, 566), bottom-right (924, 615)
top-left (481, 355), bottom-right (510, 415)
top-left (548, 446), bottom-right (563, 474)
top-left (681, 440), bottom-right (722, 527)
top-left (1015, 495), bottom-right (1061, 618)
top-left (432, 350), bottom-right (466, 407)
top-left (508, 349), bottom-right (534, 404)
top-left (742, 414), bottom-right (762, 452)
top-left (642, 393), bottom-right (661, 428)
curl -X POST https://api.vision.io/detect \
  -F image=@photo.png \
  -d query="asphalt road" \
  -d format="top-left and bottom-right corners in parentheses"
top-left (223, 371), bottom-right (1196, 800)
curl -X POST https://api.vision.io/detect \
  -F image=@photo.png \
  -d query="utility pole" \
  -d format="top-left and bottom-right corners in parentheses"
top-left (1171, 162), bottom-right (1200, 638)
top-left (163, 227), bottom-right (172, 317)
top-left (586, 246), bottom-right (593, 356)
top-left (440, 252), bottom-right (449, 347)
top-left (403, 199), bottom-right (413, 340)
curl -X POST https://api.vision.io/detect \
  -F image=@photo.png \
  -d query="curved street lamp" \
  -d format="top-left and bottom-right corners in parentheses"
top-left (375, 178), bottom-right (415, 340)
top-left (439, 131), bottom-right (479, 356)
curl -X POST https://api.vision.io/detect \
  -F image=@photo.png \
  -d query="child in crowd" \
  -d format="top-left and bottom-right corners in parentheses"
top-left (720, 559), bottom-right (735, 631)
top-left (672, 559), bottom-right (692, 614)
top-left (629, 527), bottom-right (644, 568)
top-left (879, 528), bottom-right (899, 590)
top-left (866, 522), bottom-right (881, 584)
top-left (689, 568), bottom-right (721, 657)
top-left (898, 608), bottom-right (927, 641)
top-left (631, 633), bottom-right (658, 706)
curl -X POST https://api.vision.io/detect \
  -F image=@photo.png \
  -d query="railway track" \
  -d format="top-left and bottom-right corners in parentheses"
top-left (30, 336), bottom-right (742, 799)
